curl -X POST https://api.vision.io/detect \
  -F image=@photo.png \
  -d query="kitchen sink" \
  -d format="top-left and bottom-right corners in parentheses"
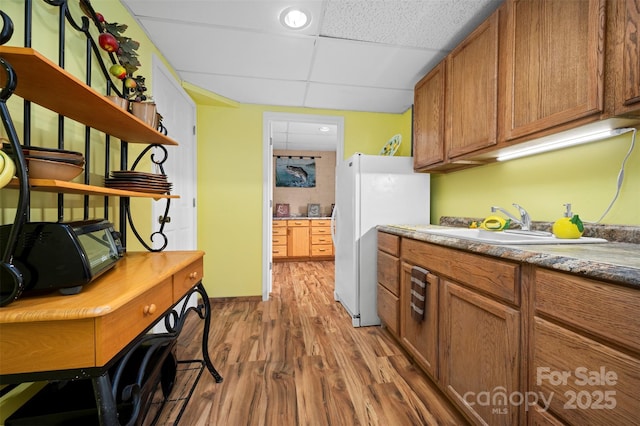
top-left (396, 226), bottom-right (608, 245)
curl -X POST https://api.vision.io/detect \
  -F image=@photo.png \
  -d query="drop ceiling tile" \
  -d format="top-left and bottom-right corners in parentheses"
top-left (123, 0), bottom-right (325, 35)
top-left (305, 82), bottom-right (413, 113)
top-left (320, 0), bottom-right (502, 50)
top-left (137, 18), bottom-right (316, 80)
top-left (311, 37), bottom-right (445, 89)
top-left (180, 72), bottom-right (308, 106)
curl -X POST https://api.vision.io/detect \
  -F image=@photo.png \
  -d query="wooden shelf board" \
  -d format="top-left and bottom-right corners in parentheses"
top-left (8, 178), bottom-right (179, 199)
top-left (0, 46), bottom-right (178, 146)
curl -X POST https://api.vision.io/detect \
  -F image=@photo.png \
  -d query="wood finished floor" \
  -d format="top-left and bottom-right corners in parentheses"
top-left (152, 261), bottom-right (467, 425)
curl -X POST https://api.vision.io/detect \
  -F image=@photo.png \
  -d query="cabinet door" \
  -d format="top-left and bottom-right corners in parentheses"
top-left (413, 62), bottom-right (445, 169)
top-left (609, 0), bottom-right (640, 115)
top-left (532, 317), bottom-right (640, 425)
top-left (288, 226), bottom-right (309, 257)
top-left (400, 262), bottom-right (439, 379)
top-left (446, 9), bottom-right (499, 158)
top-left (502, 0), bottom-right (605, 141)
top-left (440, 280), bottom-right (521, 425)
top-left (622, 0), bottom-right (640, 110)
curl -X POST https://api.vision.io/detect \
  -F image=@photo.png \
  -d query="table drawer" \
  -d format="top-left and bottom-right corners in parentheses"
top-left (0, 319), bottom-right (95, 374)
top-left (95, 278), bottom-right (173, 365)
top-left (311, 244), bottom-right (333, 256)
top-left (173, 257), bottom-right (204, 300)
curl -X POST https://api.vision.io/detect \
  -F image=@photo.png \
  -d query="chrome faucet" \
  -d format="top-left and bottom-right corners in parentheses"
top-left (491, 203), bottom-right (532, 231)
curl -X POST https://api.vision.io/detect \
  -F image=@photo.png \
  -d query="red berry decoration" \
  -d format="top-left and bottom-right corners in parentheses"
top-left (95, 12), bottom-right (105, 23)
top-left (99, 33), bottom-right (119, 52)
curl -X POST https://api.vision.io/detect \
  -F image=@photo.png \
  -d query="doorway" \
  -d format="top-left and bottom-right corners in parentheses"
top-left (262, 112), bottom-right (345, 300)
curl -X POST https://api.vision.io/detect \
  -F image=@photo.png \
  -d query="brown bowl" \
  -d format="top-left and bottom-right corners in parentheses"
top-left (27, 158), bottom-right (84, 181)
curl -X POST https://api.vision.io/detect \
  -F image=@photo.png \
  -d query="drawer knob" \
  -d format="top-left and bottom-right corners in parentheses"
top-left (189, 271), bottom-right (199, 280)
top-left (143, 303), bottom-right (157, 315)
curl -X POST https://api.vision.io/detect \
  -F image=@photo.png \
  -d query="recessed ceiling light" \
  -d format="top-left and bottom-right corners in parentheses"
top-left (280, 7), bottom-right (310, 30)
top-left (319, 126), bottom-right (330, 132)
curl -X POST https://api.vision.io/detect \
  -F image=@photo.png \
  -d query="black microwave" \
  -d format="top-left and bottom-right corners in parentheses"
top-left (0, 219), bottom-right (124, 302)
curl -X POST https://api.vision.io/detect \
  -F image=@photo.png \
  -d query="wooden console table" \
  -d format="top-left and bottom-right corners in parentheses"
top-left (0, 251), bottom-right (222, 425)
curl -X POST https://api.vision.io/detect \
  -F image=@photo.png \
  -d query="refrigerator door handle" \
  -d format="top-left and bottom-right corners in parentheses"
top-left (330, 205), bottom-right (337, 246)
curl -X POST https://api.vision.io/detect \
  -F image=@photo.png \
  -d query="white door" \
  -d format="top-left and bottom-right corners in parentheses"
top-left (151, 55), bottom-right (197, 251)
top-left (150, 56), bottom-right (198, 333)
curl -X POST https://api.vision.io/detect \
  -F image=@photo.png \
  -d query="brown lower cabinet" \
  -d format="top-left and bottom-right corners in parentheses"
top-left (377, 231), bottom-right (640, 425)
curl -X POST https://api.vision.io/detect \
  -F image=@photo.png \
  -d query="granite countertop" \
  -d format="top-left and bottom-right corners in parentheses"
top-left (377, 224), bottom-right (640, 288)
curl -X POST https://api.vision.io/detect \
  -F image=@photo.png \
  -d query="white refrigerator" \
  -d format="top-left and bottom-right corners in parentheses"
top-left (331, 153), bottom-right (430, 327)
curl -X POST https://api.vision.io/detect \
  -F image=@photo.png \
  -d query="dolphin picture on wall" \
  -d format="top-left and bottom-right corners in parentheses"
top-left (275, 157), bottom-right (316, 188)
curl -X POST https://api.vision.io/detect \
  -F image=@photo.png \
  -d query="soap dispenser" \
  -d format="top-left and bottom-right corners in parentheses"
top-left (552, 203), bottom-right (584, 239)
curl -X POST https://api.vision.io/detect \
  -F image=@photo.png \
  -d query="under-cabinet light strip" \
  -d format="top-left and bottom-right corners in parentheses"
top-left (496, 127), bottom-right (636, 161)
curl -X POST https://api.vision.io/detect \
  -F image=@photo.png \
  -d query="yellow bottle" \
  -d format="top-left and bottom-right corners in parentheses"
top-left (552, 204), bottom-right (584, 239)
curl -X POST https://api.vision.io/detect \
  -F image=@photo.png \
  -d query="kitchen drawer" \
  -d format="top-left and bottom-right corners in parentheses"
top-left (173, 257), bottom-right (204, 299)
top-left (377, 250), bottom-right (399, 296)
top-left (287, 220), bottom-right (309, 227)
top-left (273, 227), bottom-right (287, 236)
top-left (312, 220), bottom-right (331, 227)
top-left (378, 231), bottom-right (399, 256)
top-left (273, 220), bottom-right (287, 228)
top-left (311, 244), bottom-right (333, 256)
top-left (402, 238), bottom-right (519, 305)
top-left (0, 319), bottom-right (95, 374)
top-left (311, 226), bottom-right (331, 235)
top-left (273, 235), bottom-right (287, 245)
top-left (535, 268), bottom-right (640, 353)
top-left (95, 278), bottom-right (173, 365)
top-left (311, 234), bottom-right (332, 245)
top-left (273, 246), bottom-right (287, 257)
top-left (532, 317), bottom-right (640, 426)
top-left (377, 284), bottom-right (399, 335)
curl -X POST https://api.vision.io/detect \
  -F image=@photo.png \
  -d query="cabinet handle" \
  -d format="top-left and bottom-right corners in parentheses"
top-left (189, 271), bottom-right (199, 280)
top-left (143, 303), bottom-right (157, 315)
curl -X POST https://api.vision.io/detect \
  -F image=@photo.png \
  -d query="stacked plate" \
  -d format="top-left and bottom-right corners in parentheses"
top-left (104, 170), bottom-right (172, 194)
top-left (2, 142), bottom-right (85, 181)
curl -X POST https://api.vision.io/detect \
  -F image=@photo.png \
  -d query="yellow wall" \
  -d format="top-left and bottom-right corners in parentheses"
top-left (196, 103), bottom-right (410, 298)
top-left (431, 132), bottom-right (640, 226)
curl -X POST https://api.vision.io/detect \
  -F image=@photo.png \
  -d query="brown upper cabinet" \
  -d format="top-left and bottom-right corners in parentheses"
top-left (413, 8), bottom-right (500, 172)
top-left (607, 0), bottom-right (640, 116)
top-left (413, 62), bottom-right (445, 169)
top-left (446, 10), bottom-right (499, 158)
top-left (501, 0), bottom-right (605, 142)
top-left (413, 0), bottom-right (640, 173)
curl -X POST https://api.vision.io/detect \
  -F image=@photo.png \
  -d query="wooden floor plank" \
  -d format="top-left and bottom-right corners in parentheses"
top-left (155, 260), bottom-right (467, 425)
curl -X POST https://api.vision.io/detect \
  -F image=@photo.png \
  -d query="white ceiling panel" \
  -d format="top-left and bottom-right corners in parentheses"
top-left (311, 37), bottom-right (444, 89)
top-left (180, 72), bottom-right (308, 106)
top-left (122, 1), bottom-right (325, 35)
top-left (320, 0), bottom-right (502, 50)
top-left (305, 82), bottom-right (414, 113)
top-left (136, 17), bottom-right (317, 80)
